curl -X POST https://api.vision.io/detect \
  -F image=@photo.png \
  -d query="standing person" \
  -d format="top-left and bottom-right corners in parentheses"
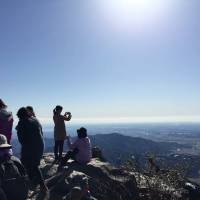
top-left (61, 127), bottom-right (92, 166)
top-left (53, 105), bottom-right (72, 161)
top-left (26, 106), bottom-right (36, 117)
top-left (16, 107), bottom-right (48, 193)
top-left (0, 99), bottom-right (14, 144)
top-left (26, 106), bottom-right (43, 135)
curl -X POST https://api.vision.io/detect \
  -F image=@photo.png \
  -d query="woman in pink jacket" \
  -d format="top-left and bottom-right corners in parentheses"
top-left (61, 127), bottom-right (92, 165)
top-left (0, 99), bottom-right (13, 144)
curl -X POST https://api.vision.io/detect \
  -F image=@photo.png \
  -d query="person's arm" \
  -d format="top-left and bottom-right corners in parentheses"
top-left (66, 136), bottom-right (78, 149)
top-left (16, 121), bottom-right (27, 145)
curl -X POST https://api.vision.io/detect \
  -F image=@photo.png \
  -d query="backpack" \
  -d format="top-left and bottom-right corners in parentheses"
top-left (0, 158), bottom-right (29, 200)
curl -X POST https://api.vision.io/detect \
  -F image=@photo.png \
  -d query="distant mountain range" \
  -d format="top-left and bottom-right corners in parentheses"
top-left (12, 133), bottom-right (200, 180)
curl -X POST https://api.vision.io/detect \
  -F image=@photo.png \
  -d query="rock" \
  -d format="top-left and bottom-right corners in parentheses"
top-left (36, 153), bottom-right (138, 200)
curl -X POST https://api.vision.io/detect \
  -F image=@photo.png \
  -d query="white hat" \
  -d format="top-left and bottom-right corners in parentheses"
top-left (0, 134), bottom-right (12, 148)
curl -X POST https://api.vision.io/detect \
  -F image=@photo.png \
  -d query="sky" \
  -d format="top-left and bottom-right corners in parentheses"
top-left (1, 0), bottom-right (200, 124)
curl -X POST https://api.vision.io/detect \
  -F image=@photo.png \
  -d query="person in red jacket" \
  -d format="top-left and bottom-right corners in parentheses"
top-left (0, 99), bottom-right (13, 144)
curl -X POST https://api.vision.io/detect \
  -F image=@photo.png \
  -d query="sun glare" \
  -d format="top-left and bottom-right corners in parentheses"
top-left (97, 0), bottom-right (170, 32)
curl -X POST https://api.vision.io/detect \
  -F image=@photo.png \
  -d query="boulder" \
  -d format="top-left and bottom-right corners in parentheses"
top-left (33, 153), bottom-right (138, 200)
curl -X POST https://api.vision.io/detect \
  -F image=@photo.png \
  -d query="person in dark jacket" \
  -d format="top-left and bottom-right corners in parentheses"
top-left (16, 107), bottom-right (48, 192)
top-left (0, 134), bottom-right (28, 200)
top-left (26, 106), bottom-right (43, 135)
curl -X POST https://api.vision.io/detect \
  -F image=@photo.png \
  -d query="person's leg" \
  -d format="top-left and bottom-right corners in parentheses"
top-left (54, 140), bottom-right (59, 160)
top-left (60, 148), bottom-right (79, 166)
top-left (32, 165), bottom-right (48, 192)
top-left (58, 140), bottom-right (64, 159)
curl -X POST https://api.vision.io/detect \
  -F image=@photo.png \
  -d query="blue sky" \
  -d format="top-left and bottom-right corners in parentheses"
top-left (1, 0), bottom-right (200, 124)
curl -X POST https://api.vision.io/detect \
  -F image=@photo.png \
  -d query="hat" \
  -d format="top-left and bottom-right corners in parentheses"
top-left (0, 134), bottom-right (12, 148)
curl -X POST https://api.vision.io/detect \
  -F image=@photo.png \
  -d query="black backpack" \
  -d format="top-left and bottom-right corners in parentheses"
top-left (0, 158), bottom-right (28, 200)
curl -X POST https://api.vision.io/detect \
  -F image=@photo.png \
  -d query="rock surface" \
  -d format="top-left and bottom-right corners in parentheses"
top-left (29, 153), bottom-right (138, 200)
top-left (28, 153), bottom-right (200, 200)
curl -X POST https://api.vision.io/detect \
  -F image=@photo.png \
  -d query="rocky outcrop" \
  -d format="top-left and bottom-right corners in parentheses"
top-left (29, 153), bottom-right (138, 200)
top-left (28, 153), bottom-right (200, 200)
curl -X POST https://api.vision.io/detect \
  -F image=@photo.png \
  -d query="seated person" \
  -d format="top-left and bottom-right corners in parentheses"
top-left (61, 127), bottom-right (92, 165)
top-left (0, 134), bottom-right (28, 200)
top-left (65, 186), bottom-right (97, 200)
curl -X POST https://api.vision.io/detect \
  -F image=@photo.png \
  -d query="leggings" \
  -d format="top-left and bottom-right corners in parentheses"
top-left (54, 140), bottom-right (64, 159)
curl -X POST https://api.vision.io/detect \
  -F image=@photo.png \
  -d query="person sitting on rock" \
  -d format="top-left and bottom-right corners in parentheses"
top-left (64, 172), bottom-right (97, 200)
top-left (61, 127), bottom-right (92, 166)
top-left (65, 186), bottom-right (97, 200)
top-left (0, 134), bottom-right (28, 200)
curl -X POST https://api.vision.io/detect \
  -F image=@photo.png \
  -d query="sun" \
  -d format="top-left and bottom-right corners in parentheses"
top-left (96, 0), bottom-right (169, 32)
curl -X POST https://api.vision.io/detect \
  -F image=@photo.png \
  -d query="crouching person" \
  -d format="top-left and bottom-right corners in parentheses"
top-left (0, 134), bottom-right (28, 200)
top-left (61, 127), bottom-right (92, 166)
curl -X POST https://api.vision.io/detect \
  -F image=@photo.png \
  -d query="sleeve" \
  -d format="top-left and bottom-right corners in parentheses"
top-left (67, 137), bottom-right (78, 150)
top-left (16, 121), bottom-right (27, 145)
top-left (12, 157), bottom-right (26, 176)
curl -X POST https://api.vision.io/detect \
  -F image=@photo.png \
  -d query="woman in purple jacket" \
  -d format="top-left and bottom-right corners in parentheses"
top-left (61, 127), bottom-right (92, 166)
top-left (0, 99), bottom-right (13, 144)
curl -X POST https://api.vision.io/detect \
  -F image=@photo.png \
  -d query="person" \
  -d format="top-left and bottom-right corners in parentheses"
top-left (16, 107), bottom-right (48, 193)
top-left (0, 134), bottom-right (28, 200)
top-left (0, 99), bottom-right (13, 144)
top-left (64, 173), bottom-right (97, 200)
top-left (65, 186), bottom-right (97, 200)
top-left (26, 106), bottom-right (43, 135)
top-left (53, 105), bottom-right (72, 161)
top-left (26, 106), bottom-right (36, 117)
top-left (61, 127), bottom-right (92, 166)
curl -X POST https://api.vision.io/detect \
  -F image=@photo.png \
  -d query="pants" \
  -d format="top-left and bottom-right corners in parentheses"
top-left (61, 148), bottom-right (79, 166)
top-left (23, 162), bottom-right (44, 185)
top-left (54, 140), bottom-right (64, 159)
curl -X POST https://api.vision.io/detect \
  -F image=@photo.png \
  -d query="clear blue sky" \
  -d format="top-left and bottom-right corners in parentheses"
top-left (1, 0), bottom-right (200, 123)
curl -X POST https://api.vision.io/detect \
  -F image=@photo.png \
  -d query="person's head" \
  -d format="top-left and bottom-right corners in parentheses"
top-left (0, 134), bottom-right (12, 150)
top-left (17, 107), bottom-right (29, 120)
top-left (0, 99), bottom-right (7, 109)
top-left (70, 187), bottom-right (83, 200)
top-left (26, 106), bottom-right (36, 117)
top-left (77, 127), bottom-right (87, 138)
top-left (53, 105), bottom-right (63, 115)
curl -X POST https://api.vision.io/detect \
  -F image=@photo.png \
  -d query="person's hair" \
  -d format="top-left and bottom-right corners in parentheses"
top-left (77, 127), bottom-right (87, 138)
top-left (26, 106), bottom-right (36, 117)
top-left (53, 105), bottom-right (63, 115)
top-left (17, 107), bottom-right (29, 120)
top-left (0, 99), bottom-right (7, 109)
top-left (70, 187), bottom-right (82, 200)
